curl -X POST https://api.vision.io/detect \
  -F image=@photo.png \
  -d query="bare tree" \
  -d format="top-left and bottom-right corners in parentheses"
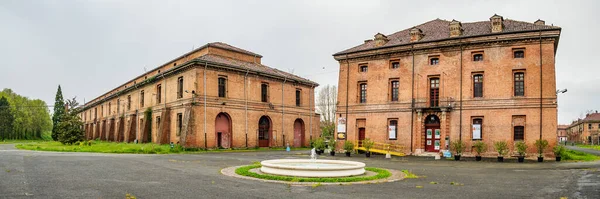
top-left (316, 85), bottom-right (337, 137)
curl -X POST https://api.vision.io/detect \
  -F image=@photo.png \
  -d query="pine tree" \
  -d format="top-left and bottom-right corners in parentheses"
top-left (0, 96), bottom-right (14, 140)
top-left (51, 85), bottom-right (65, 141)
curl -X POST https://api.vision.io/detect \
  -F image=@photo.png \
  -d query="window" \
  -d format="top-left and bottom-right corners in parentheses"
top-left (177, 76), bottom-right (184, 99)
top-left (589, 123), bottom-right (592, 130)
top-left (218, 77), bottom-right (227, 98)
top-left (430, 78), bottom-right (440, 107)
top-left (514, 126), bottom-right (524, 141)
top-left (173, 63), bottom-right (177, 66)
top-left (94, 108), bottom-right (97, 119)
top-left (101, 105), bottom-right (103, 117)
top-left (391, 80), bottom-right (399, 101)
top-left (117, 99), bottom-right (120, 113)
top-left (127, 95), bottom-right (131, 110)
top-left (359, 65), bottom-right (368, 72)
top-left (156, 84), bottom-right (162, 104)
top-left (391, 61), bottom-right (400, 69)
top-left (108, 102), bottom-right (111, 115)
top-left (295, 89), bottom-right (301, 106)
top-left (389, 120), bottom-right (398, 140)
top-left (473, 74), bottom-right (483, 98)
top-left (177, 113), bottom-right (183, 136)
top-left (261, 83), bottom-right (269, 102)
top-left (473, 118), bottom-right (483, 140)
top-left (359, 83), bottom-right (367, 103)
top-left (514, 50), bottom-right (525, 58)
top-left (473, 54), bottom-right (483, 61)
top-left (156, 116), bottom-right (161, 130)
top-left (140, 90), bottom-right (144, 108)
top-left (430, 57), bottom-right (439, 65)
top-left (514, 72), bottom-right (525, 96)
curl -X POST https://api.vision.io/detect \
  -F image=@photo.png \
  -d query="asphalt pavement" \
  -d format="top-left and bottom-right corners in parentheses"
top-left (1, 144), bottom-right (599, 199)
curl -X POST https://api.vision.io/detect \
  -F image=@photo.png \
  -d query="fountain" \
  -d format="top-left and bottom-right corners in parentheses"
top-left (260, 148), bottom-right (366, 178)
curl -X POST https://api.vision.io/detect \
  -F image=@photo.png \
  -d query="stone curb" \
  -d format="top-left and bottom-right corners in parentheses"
top-left (221, 165), bottom-right (405, 186)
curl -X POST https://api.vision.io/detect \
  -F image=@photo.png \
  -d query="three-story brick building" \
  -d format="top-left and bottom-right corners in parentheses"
top-left (333, 14), bottom-right (561, 156)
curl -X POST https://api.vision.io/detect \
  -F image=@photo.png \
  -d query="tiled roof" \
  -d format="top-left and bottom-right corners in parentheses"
top-left (206, 42), bottom-right (263, 58)
top-left (195, 54), bottom-right (318, 86)
top-left (558, 125), bottom-right (569, 129)
top-left (582, 113), bottom-right (600, 122)
top-left (334, 18), bottom-right (560, 55)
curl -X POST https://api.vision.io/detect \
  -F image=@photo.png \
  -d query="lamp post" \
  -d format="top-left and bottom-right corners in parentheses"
top-left (556, 88), bottom-right (567, 144)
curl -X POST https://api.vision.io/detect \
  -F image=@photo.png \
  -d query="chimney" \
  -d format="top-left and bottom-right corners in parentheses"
top-left (490, 14), bottom-right (504, 33)
top-left (409, 27), bottom-right (424, 42)
top-left (373, 33), bottom-right (389, 47)
top-left (534, 19), bottom-right (545, 25)
top-left (449, 19), bottom-right (463, 37)
top-left (364, 39), bottom-right (372, 44)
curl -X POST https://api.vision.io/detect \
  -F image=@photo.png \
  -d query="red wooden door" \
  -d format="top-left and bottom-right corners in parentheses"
top-left (259, 116), bottom-right (270, 147)
top-left (293, 120), bottom-right (304, 147)
top-left (425, 127), bottom-right (441, 152)
top-left (358, 128), bottom-right (365, 147)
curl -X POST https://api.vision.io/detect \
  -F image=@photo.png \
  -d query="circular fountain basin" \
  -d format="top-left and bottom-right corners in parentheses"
top-left (260, 159), bottom-right (366, 177)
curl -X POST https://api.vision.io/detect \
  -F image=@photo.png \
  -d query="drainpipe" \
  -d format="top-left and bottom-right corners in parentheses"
top-left (282, 77), bottom-right (287, 147)
top-left (539, 30), bottom-right (543, 140)
top-left (345, 55), bottom-right (349, 141)
top-left (410, 45), bottom-right (414, 153)
top-left (161, 73), bottom-right (167, 109)
top-left (309, 85), bottom-right (314, 142)
top-left (459, 42), bottom-right (463, 141)
top-left (204, 63), bottom-right (207, 149)
top-left (245, 69), bottom-right (249, 148)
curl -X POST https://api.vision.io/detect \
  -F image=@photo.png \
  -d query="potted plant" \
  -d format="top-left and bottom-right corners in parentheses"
top-left (534, 139), bottom-right (548, 162)
top-left (450, 140), bottom-right (466, 161)
top-left (314, 138), bottom-right (325, 155)
top-left (362, 138), bottom-right (374, 157)
top-left (494, 141), bottom-right (509, 162)
top-left (329, 140), bottom-right (337, 156)
top-left (473, 141), bottom-right (487, 161)
top-left (553, 145), bottom-right (565, 162)
top-left (343, 141), bottom-right (354, 157)
top-left (515, 141), bottom-right (527, 163)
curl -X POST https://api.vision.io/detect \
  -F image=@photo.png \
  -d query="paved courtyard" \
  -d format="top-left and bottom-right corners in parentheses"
top-left (1, 144), bottom-right (599, 199)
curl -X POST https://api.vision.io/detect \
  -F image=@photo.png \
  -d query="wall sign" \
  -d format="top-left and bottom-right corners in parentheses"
top-left (388, 125), bottom-right (396, 139)
top-left (337, 117), bottom-right (346, 140)
top-left (472, 124), bottom-right (481, 140)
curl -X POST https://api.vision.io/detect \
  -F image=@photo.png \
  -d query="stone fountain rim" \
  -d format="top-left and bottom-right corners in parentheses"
top-left (260, 159), bottom-right (366, 171)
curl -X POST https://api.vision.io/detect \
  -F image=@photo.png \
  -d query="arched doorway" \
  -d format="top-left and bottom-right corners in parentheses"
top-left (424, 114), bottom-right (441, 152)
top-left (293, 119), bottom-right (305, 147)
top-left (215, 112), bottom-right (232, 148)
top-left (258, 116), bottom-right (272, 147)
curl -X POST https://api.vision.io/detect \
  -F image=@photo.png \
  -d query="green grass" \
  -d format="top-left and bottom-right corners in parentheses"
top-left (14, 140), bottom-right (310, 154)
top-left (401, 170), bottom-right (419, 179)
top-left (563, 150), bottom-right (600, 161)
top-left (576, 144), bottom-right (600, 151)
top-left (0, 140), bottom-right (47, 144)
top-left (235, 164), bottom-right (392, 183)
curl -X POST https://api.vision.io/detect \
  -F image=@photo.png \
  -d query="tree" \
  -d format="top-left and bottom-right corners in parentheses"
top-left (0, 88), bottom-right (52, 140)
top-left (52, 85), bottom-right (65, 141)
top-left (0, 96), bottom-right (14, 140)
top-left (316, 85), bottom-right (337, 138)
top-left (56, 97), bottom-right (84, 145)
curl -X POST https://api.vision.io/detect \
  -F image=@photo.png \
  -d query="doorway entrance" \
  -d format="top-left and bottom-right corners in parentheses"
top-left (424, 114), bottom-right (441, 152)
top-left (358, 128), bottom-right (366, 147)
top-left (258, 116), bottom-right (271, 147)
top-left (293, 119), bottom-right (305, 147)
top-left (215, 113), bottom-right (232, 148)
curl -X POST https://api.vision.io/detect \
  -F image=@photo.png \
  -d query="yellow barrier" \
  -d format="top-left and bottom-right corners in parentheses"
top-left (354, 140), bottom-right (405, 156)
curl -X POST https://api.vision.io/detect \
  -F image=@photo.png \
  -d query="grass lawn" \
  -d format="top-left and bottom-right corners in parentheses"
top-left (1, 140), bottom-right (48, 144)
top-left (15, 140), bottom-right (310, 154)
top-left (235, 164), bottom-right (392, 183)
top-left (562, 149), bottom-right (600, 162)
top-left (576, 144), bottom-right (600, 151)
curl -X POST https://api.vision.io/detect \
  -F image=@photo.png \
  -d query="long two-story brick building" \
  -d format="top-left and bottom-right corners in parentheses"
top-left (80, 42), bottom-right (320, 149)
top-left (334, 14), bottom-right (561, 156)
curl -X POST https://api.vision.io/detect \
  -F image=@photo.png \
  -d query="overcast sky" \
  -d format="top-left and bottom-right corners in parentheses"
top-left (1, 0), bottom-right (598, 124)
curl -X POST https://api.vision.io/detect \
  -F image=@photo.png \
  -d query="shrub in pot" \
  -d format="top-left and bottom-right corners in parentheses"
top-left (473, 141), bottom-right (487, 161)
top-left (362, 138), bottom-right (374, 157)
top-left (515, 141), bottom-right (527, 163)
top-left (329, 140), bottom-right (337, 156)
top-left (534, 139), bottom-right (548, 162)
top-left (494, 141), bottom-right (509, 162)
top-left (314, 138), bottom-right (325, 155)
top-left (450, 140), bottom-right (466, 161)
top-left (553, 145), bottom-right (565, 162)
top-left (343, 141), bottom-right (354, 157)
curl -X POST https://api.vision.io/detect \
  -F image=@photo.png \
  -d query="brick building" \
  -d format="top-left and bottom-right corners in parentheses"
top-left (80, 42), bottom-right (320, 149)
top-left (565, 113), bottom-right (600, 144)
top-left (557, 124), bottom-right (567, 143)
top-left (333, 14), bottom-right (561, 156)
